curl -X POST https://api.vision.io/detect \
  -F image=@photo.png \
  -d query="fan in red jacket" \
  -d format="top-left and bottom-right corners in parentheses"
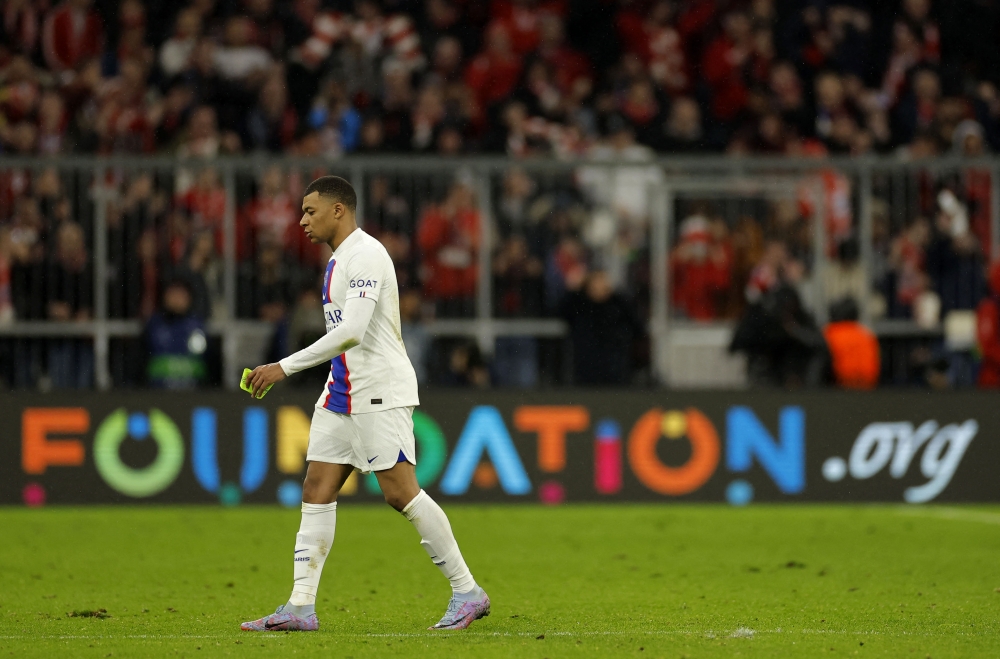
top-left (534, 14), bottom-right (591, 95)
top-left (616, 1), bottom-right (690, 95)
top-left (976, 261), bottom-right (1000, 388)
top-left (465, 23), bottom-right (523, 110)
top-left (670, 215), bottom-right (732, 320)
top-left (489, 0), bottom-right (567, 56)
top-left (42, 0), bottom-right (104, 75)
top-left (417, 181), bottom-right (481, 303)
top-left (701, 11), bottom-right (755, 122)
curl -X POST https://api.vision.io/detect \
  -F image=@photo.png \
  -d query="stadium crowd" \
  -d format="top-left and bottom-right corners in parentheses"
top-left (1, 0), bottom-right (1000, 389)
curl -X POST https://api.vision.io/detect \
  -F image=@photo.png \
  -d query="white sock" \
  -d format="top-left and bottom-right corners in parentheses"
top-left (288, 501), bottom-right (337, 606)
top-left (401, 490), bottom-right (477, 595)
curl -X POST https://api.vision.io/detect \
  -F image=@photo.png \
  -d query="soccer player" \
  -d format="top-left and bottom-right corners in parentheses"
top-left (240, 176), bottom-right (490, 632)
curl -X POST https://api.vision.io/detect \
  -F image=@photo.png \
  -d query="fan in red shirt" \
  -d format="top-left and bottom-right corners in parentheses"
top-left (616, 0), bottom-right (690, 95)
top-left (489, 0), bottom-right (567, 56)
top-left (670, 215), bottom-right (732, 321)
top-left (42, 0), bottom-right (104, 77)
top-left (465, 23), bottom-right (523, 111)
top-left (237, 167), bottom-right (302, 259)
top-left (702, 11), bottom-right (751, 122)
top-left (533, 14), bottom-right (591, 95)
top-left (976, 261), bottom-right (1000, 388)
top-left (417, 180), bottom-right (481, 305)
top-left (94, 58), bottom-right (155, 154)
top-left (178, 167), bottom-right (227, 254)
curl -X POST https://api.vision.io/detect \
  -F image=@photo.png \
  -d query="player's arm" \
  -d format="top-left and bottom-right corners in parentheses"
top-left (246, 250), bottom-right (383, 398)
top-left (246, 296), bottom-right (376, 398)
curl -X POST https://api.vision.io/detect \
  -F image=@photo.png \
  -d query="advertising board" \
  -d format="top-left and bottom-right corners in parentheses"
top-left (3, 390), bottom-right (996, 506)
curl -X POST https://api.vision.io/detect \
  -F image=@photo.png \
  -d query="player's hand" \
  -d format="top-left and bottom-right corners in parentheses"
top-left (248, 363), bottom-right (286, 398)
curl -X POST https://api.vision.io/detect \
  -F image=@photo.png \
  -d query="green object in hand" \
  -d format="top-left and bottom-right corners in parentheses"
top-left (240, 368), bottom-right (274, 398)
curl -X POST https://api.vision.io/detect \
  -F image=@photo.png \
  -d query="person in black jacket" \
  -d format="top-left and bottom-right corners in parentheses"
top-left (729, 282), bottom-right (829, 388)
top-left (47, 221), bottom-right (93, 388)
top-left (560, 269), bottom-right (642, 385)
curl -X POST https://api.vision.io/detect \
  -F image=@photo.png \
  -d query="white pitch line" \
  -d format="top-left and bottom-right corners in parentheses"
top-left (897, 506), bottom-right (1000, 526)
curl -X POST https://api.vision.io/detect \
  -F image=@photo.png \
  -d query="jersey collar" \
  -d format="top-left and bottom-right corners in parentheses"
top-left (333, 227), bottom-right (363, 257)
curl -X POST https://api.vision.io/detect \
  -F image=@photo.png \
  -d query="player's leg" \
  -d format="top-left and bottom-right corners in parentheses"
top-left (241, 461), bottom-right (353, 632)
top-left (375, 459), bottom-right (491, 630)
top-left (242, 408), bottom-right (360, 632)
top-left (291, 461), bottom-right (355, 605)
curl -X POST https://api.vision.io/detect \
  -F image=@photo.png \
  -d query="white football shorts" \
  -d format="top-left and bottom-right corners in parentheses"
top-left (306, 405), bottom-right (416, 474)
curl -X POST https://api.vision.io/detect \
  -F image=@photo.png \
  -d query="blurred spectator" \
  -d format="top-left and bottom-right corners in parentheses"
top-left (240, 239), bottom-right (299, 322)
top-left (2, 0), bottom-right (43, 61)
top-left (491, 230), bottom-right (544, 387)
top-left (745, 240), bottom-right (787, 303)
top-left (926, 190), bottom-right (985, 315)
top-left (534, 13), bottom-right (591, 95)
top-left (8, 197), bottom-right (46, 320)
top-left (95, 57), bottom-right (155, 154)
top-left (46, 222), bottom-right (93, 389)
top-left (442, 340), bottom-right (489, 387)
top-left (240, 166), bottom-right (298, 259)
top-left (246, 70), bottom-right (298, 152)
top-left (768, 61), bottom-right (810, 139)
top-left (308, 78), bottom-right (361, 157)
top-left (494, 234), bottom-right (544, 318)
top-left (465, 23), bottom-right (523, 113)
top-left (560, 270), bottom-right (641, 385)
top-left (0, 228), bottom-right (12, 324)
top-left (159, 8), bottom-right (202, 79)
top-left (178, 167), bottom-right (227, 252)
top-left (145, 278), bottom-right (207, 389)
top-left (496, 168), bottom-right (539, 244)
top-left (171, 230), bottom-right (222, 321)
top-left (366, 176), bottom-right (414, 289)
top-left (174, 106), bottom-right (226, 192)
top-left (730, 282), bottom-right (829, 388)
top-left (36, 91), bottom-right (67, 155)
top-left (42, 0), bottom-right (104, 79)
top-left (214, 16), bottom-right (272, 84)
top-left (952, 119), bottom-right (993, 250)
top-left (976, 260), bottom-right (1000, 388)
top-left (670, 214), bottom-right (731, 321)
top-left (894, 67), bottom-right (940, 145)
top-left (886, 217), bottom-right (931, 318)
top-left (417, 178), bottom-right (481, 317)
top-left (823, 297), bottom-right (880, 389)
top-left (701, 11), bottom-right (759, 125)
top-left (578, 117), bottom-right (662, 288)
top-left (662, 97), bottom-right (706, 153)
top-left (822, 239), bottom-right (881, 320)
top-left (399, 289), bottom-right (430, 385)
top-left (616, 1), bottom-right (688, 95)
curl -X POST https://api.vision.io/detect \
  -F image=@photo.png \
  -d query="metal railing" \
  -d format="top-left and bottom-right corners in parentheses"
top-left (0, 154), bottom-right (996, 389)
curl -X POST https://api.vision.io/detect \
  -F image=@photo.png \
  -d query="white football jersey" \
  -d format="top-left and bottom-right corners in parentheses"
top-left (315, 229), bottom-right (419, 414)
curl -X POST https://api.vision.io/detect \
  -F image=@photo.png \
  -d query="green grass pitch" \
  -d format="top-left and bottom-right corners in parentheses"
top-left (1, 504), bottom-right (999, 658)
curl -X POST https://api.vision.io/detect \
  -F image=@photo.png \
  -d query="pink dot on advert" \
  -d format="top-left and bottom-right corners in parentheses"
top-left (539, 480), bottom-right (564, 506)
top-left (23, 482), bottom-right (46, 507)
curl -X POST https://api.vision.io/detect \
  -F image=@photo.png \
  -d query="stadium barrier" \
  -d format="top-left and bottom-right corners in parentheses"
top-left (5, 389), bottom-right (996, 506)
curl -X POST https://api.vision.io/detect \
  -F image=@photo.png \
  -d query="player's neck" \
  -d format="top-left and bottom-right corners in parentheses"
top-left (329, 221), bottom-right (359, 252)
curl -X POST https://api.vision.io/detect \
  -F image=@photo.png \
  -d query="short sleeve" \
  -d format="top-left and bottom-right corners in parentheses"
top-left (343, 245), bottom-right (385, 302)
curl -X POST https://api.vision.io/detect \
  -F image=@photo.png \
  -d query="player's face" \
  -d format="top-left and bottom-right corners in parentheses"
top-left (300, 191), bottom-right (344, 244)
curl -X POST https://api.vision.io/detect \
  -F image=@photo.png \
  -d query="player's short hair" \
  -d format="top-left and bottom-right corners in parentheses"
top-left (303, 175), bottom-right (357, 213)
